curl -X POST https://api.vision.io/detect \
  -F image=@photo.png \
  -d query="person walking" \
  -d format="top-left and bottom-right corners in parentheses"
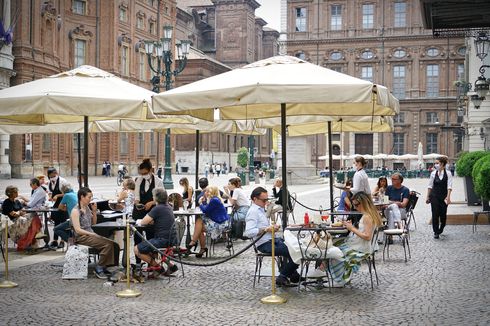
top-left (426, 156), bottom-right (453, 239)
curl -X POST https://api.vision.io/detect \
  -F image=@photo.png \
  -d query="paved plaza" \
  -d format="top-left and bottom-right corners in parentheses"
top-left (1, 174), bottom-right (489, 325)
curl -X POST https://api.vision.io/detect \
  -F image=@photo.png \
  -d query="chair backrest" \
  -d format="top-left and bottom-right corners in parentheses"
top-left (407, 191), bottom-right (419, 212)
top-left (289, 192), bottom-right (297, 212)
top-left (168, 193), bottom-right (183, 210)
top-left (296, 226), bottom-right (331, 261)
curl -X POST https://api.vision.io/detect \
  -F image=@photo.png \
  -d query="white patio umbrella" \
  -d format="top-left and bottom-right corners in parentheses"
top-left (0, 65), bottom-right (158, 184)
top-left (424, 153), bottom-right (447, 160)
top-left (153, 55), bottom-right (399, 227)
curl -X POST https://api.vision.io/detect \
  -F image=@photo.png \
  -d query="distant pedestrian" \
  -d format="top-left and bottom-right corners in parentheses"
top-left (426, 156), bottom-right (453, 239)
top-left (204, 162), bottom-right (210, 178)
top-left (106, 161), bottom-right (112, 177)
top-left (102, 161), bottom-right (107, 176)
top-left (216, 163), bottom-right (221, 176)
top-left (223, 162), bottom-right (227, 175)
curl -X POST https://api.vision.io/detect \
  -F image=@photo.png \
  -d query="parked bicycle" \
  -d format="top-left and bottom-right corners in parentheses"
top-left (117, 165), bottom-right (128, 186)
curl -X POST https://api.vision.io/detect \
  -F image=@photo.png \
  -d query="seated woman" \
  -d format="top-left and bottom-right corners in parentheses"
top-left (116, 177), bottom-right (135, 215)
top-left (337, 179), bottom-right (353, 211)
top-left (1, 185), bottom-right (43, 251)
top-left (266, 178), bottom-right (292, 219)
top-left (224, 177), bottom-right (249, 220)
top-left (134, 187), bottom-right (179, 276)
top-left (71, 187), bottom-right (120, 279)
top-left (191, 186), bottom-right (229, 258)
top-left (179, 177), bottom-right (194, 206)
top-left (329, 191), bottom-right (382, 286)
top-left (372, 176), bottom-right (388, 200)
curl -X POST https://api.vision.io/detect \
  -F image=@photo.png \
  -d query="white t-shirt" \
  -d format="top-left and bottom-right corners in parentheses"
top-left (232, 188), bottom-right (250, 207)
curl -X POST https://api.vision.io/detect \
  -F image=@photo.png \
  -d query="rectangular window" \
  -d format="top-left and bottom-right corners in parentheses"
top-left (392, 65), bottom-right (406, 99)
top-left (72, 0), bottom-right (86, 15)
top-left (139, 52), bottom-right (146, 81)
top-left (121, 45), bottom-right (129, 76)
top-left (426, 133), bottom-right (438, 153)
top-left (149, 21), bottom-right (156, 34)
top-left (394, 112), bottom-right (405, 123)
top-left (119, 8), bottom-right (127, 22)
top-left (74, 39), bottom-right (86, 68)
top-left (426, 112), bottom-right (439, 124)
top-left (42, 134), bottom-right (51, 152)
top-left (330, 66), bottom-right (342, 73)
top-left (457, 63), bottom-right (465, 80)
top-left (72, 134), bottom-right (84, 151)
top-left (362, 4), bottom-right (374, 29)
top-left (137, 16), bottom-right (144, 29)
top-left (331, 5), bottom-right (342, 31)
top-left (361, 66), bottom-right (373, 82)
top-left (394, 2), bottom-right (407, 27)
top-left (150, 133), bottom-right (156, 154)
top-left (426, 64), bottom-right (439, 97)
top-left (393, 133), bottom-right (405, 155)
top-left (295, 8), bottom-right (307, 32)
top-left (120, 133), bottom-right (129, 155)
top-left (137, 133), bottom-right (145, 155)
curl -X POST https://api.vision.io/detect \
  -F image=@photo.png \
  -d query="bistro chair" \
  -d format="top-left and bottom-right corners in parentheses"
top-left (207, 217), bottom-right (234, 257)
top-left (251, 240), bottom-right (282, 288)
top-left (405, 191), bottom-right (420, 231)
top-left (361, 225), bottom-right (381, 290)
top-left (383, 217), bottom-right (411, 263)
top-left (296, 226), bottom-right (332, 292)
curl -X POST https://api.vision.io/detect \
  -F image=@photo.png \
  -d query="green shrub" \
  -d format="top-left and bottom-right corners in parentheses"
top-left (456, 151), bottom-right (489, 177)
top-left (473, 155), bottom-right (490, 200)
top-left (237, 147), bottom-right (248, 169)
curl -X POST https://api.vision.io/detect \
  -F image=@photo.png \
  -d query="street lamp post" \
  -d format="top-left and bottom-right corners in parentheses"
top-left (144, 25), bottom-right (190, 189)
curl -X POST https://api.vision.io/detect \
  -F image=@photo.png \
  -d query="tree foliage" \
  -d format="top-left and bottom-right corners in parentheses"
top-left (237, 147), bottom-right (248, 169)
top-left (472, 155), bottom-right (490, 200)
top-left (456, 151), bottom-right (489, 177)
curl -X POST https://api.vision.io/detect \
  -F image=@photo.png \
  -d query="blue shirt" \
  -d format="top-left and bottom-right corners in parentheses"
top-left (386, 185), bottom-right (410, 203)
top-left (199, 197), bottom-right (228, 223)
top-left (244, 203), bottom-right (272, 247)
top-left (26, 186), bottom-right (46, 209)
top-left (60, 191), bottom-right (78, 216)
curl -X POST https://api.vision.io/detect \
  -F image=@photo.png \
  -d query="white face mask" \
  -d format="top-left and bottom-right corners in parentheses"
top-left (142, 174), bottom-right (151, 181)
top-left (434, 164), bottom-right (440, 170)
top-left (50, 176), bottom-right (57, 182)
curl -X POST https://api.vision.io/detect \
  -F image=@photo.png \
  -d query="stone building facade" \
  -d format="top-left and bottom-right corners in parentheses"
top-left (5, 0), bottom-right (279, 178)
top-left (285, 0), bottom-right (465, 169)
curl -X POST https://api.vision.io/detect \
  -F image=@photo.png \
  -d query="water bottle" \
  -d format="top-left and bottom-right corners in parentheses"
top-left (303, 212), bottom-right (309, 225)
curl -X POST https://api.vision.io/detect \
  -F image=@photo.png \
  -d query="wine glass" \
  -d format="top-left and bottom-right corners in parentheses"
top-left (183, 200), bottom-right (189, 211)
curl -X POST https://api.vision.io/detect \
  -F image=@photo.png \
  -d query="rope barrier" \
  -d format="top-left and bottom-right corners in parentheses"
top-left (130, 225), bottom-right (265, 267)
top-left (290, 196), bottom-right (337, 212)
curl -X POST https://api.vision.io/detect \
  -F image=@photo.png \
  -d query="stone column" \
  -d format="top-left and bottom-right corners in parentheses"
top-left (0, 0), bottom-right (13, 178)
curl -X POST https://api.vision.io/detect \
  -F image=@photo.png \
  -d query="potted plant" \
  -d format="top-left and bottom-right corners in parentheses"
top-left (236, 147), bottom-right (249, 185)
top-left (472, 154), bottom-right (490, 211)
top-left (456, 151), bottom-right (489, 206)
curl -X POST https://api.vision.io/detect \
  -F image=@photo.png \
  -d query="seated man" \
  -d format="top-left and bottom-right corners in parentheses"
top-left (266, 178), bottom-right (292, 219)
top-left (54, 184), bottom-right (78, 246)
top-left (384, 172), bottom-right (410, 229)
top-left (134, 187), bottom-right (179, 276)
top-left (244, 186), bottom-right (301, 287)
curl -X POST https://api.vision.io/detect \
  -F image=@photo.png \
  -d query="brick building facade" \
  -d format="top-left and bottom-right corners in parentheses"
top-left (284, 0), bottom-right (465, 169)
top-left (5, 0), bottom-right (279, 178)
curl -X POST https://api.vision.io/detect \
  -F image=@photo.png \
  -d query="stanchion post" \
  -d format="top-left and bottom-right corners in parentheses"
top-left (0, 219), bottom-right (18, 288)
top-left (260, 217), bottom-right (286, 304)
top-left (116, 219), bottom-right (141, 298)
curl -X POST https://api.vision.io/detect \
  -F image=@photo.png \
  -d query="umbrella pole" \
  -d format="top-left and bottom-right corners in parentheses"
top-left (280, 103), bottom-right (288, 230)
top-left (195, 130), bottom-right (200, 198)
top-left (84, 116), bottom-right (89, 187)
top-left (77, 133), bottom-right (82, 189)
top-left (328, 122), bottom-right (334, 212)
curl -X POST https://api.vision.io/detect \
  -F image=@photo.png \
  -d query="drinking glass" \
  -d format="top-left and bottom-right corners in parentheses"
top-left (183, 200), bottom-right (189, 211)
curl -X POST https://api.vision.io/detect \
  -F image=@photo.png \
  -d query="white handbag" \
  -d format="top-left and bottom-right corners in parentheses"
top-left (62, 244), bottom-right (89, 279)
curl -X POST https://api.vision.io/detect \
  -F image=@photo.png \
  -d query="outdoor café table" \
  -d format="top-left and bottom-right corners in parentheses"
top-left (92, 220), bottom-right (146, 268)
top-left (173, 208), bottom-right (204, 247)
top-left (327, 211), bottom-right (363, 225)
top-left (24, 207), bottom-right (59, 250)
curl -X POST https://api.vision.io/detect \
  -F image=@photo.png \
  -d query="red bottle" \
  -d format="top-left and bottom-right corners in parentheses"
top-left (304, 212), bottom-right (310, 225)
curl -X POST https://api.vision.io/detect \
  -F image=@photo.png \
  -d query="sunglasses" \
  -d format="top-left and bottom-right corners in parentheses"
top-left (352, 201), bottom-right (360, 207)
top-left (257, 197), bottom-right (269, 203)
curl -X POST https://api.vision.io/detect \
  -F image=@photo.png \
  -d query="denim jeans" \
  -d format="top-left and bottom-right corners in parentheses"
top-left (257, 238), bottom-right (299, 279)
top-left (53, 220), bottom-right (71, 242)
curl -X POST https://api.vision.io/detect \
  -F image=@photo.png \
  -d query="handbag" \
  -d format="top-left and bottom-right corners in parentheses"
top-left (62, 244), bottom-right (89, 279)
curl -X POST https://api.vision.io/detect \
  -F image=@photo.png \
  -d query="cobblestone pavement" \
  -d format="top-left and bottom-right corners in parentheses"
top-left (1, 174), bottom-right (489, 325)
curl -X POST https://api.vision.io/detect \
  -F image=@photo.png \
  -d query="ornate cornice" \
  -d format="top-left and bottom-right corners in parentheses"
top-left (68, 25), bottom-right (93, 39)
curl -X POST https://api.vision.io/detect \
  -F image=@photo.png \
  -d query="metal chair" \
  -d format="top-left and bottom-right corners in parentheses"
top-left (405, 191), bottom-right (420, 230)
top-left (472, 211), bottom-right (490, 233)
top-left (252, 240), bottom-right (282, 288)
top-left (362, 226), bottom-right (381, 290)
top-left (207, 218), bottom-right (234, 257)
top-left (383, 217), bottom-right (411, 263)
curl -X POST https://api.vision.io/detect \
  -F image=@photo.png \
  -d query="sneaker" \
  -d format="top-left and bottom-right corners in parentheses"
top-left (163, 264), bottom-right (179, 276)
top-left (48, 241), bottom-right (58, 249)
top-left (94, 266), bottom-right (108, 280)
top-left (103, 268), bottom-right (112, 276)
top-left (306, 268), bottom-right (327, 278)
top-left (289, 272), bottom-right (307, 284)
top-left (275, 275), bottom-right (290, 287)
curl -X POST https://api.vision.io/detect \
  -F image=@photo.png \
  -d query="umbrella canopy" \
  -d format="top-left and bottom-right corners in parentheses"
top-left (424, 153), bottom-right (447, 160)
top-left (0, 65), bottom-right (155, 123)
top-left (398, 154), bottom-right (418, 160)
top-left (0, 65), bottom-right (159, 185)
top-left (152, 55), bottom-right (399, 228)
top-left (153, 55), bottom-right (399, 120)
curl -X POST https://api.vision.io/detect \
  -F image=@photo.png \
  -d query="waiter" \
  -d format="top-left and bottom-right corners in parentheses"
top-left (47, 167), bottom-right (69, 249)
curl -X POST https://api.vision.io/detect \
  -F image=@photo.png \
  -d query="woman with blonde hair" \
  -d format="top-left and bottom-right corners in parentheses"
top-left (329, 191), bottom-right (382, 285)
top-left (190, 186), bottom-right (229, 258)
